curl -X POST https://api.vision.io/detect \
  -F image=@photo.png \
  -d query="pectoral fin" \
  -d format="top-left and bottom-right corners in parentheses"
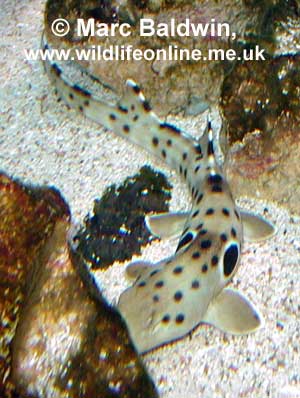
top-left (240, 210), bottom-right (276, 242)
top-left (145, 211), bottom-right (189, 238)
top-left (125, 261), bottom-right (152, 280)
top-left (203, 288), bottom-right (263, 334)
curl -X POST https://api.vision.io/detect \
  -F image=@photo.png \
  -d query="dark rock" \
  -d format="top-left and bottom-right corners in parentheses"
top-left (75, 165), bottom-right (172, 269)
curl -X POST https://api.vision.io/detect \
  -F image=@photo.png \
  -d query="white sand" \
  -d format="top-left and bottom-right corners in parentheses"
top-left (1, 1), bottom-right (299, 397)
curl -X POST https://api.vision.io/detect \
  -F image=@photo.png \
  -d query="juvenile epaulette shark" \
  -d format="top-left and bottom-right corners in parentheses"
top-left (42, 34), bottom-right (276, 354)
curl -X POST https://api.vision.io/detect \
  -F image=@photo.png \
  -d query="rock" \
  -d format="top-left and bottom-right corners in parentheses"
top-left (221, 55), bottom-right (300, 143)
top-left (220, 55), bottom-right (300, 213)
top-left (75, 165), bottom-right (172, 269)
top-left (0, 172), bottom-right (158, 398)
top-left (43, 0), bottom-right (299, 117)
top-left (218, 2), bottom-right (300, 213)
top-left (0, 172), bottom-right (70, 398)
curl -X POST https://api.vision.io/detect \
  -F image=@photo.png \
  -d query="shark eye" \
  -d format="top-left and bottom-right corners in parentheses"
top-left (223, 244), bottom-right (239, 277)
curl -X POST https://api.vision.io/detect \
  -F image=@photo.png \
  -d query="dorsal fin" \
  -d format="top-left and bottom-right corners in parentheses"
top-left (204, 116), bottom-right (215, 161)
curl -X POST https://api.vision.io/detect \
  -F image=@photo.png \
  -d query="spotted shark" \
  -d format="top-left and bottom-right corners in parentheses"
top-left (42, 35), bottom-right (275, 354)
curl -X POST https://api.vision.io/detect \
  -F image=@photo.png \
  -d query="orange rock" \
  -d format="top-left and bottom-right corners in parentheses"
top-left (0, 172), bottom-right (157, 398)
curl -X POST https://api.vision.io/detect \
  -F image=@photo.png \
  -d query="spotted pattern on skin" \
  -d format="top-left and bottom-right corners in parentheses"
top-left (162, 314), bottom-right (170, 323)
top-left (173, 266), bottom-right (183, 275)
top-left (174, 291), bottom-right (183, 302)
top-left (123, 124), bottom-right (130, 133)
top-left (191, 280), bottom-right (200, 289)
top-left (73, 84), bottom-right (91, 98)
top-left (152, 137), bottom-right (159, 146)
top-left (222, 208), bottom-right (230, 217)
top-left (220, 233), bottom-right (228, 242)
top-left (206, 208), bottom-right (215, 216)
top-left (192, 251), bottom-right (200, 259)
top-left (192, 210), bottom-right (199, 218)
top-left (212, 185), bottom-right (223, 193)
top-left (155, 280), bottom-right (164, 288)
top-left (200, 240), bottom-right (212, 250)
top-left (211, 255), bottom-right (218, 266)
top-left (196, 223), bottom-right (204, 231)
top-left (196, 193), bottom-right (204, 204)
top-left (207, 174), bottom-right (222, 184)
top-left (202, 264), bottom-right (208, 273)
top-left (42, 34), bottom-right (261, 354)
top-left (175, 314), bottom-right (185, 324)
top-left (153, 295), bottom-right (160, 302)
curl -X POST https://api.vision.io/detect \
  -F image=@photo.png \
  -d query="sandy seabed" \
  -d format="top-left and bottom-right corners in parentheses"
top-left (1, 1), bottom-right (299, 397)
